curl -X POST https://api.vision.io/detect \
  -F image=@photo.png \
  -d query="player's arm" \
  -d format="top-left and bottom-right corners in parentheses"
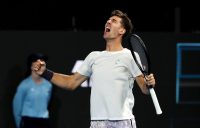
top-left (135, 74), bottom-right (155, 95)
top-left (51, 72), bottom-right (88, 90)
top-left (33, 59), bottom-right (88, 90)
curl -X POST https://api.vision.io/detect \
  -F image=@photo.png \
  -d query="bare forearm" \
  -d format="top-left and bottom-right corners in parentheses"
top-left (136, 74), bottom-right (155, 95)
top-left (50, 72), bottom-right (87, 90)
top-left (33, 60), bottom-right (88, 90)
top-left (50, 73), bottom-right (74, 90)
top-left (137, 79), bottom-right (149, 94)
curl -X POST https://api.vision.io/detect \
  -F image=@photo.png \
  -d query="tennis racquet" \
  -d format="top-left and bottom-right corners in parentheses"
top-left (127, 33), bottom-right (162, 115)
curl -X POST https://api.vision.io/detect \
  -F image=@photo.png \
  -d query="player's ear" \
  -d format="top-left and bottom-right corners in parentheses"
top-left (119, 28), bottom-right (126, 35)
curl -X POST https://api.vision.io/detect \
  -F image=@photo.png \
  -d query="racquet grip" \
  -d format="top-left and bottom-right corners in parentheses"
top-left (149, 88), bottom-right (162, 115)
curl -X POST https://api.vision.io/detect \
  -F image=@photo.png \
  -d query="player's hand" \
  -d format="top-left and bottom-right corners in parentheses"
top-left (146, 73), bottom-right (155, 87)
top-left (32, 59), bottom-right (46, 75)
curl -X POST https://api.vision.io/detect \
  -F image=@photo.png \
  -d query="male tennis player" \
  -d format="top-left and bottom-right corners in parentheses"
top-left (33, 10), bottom-right (155, 128)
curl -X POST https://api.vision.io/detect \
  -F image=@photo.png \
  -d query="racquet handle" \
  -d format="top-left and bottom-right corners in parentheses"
top-left (149, 88), bottom-right (162, 115)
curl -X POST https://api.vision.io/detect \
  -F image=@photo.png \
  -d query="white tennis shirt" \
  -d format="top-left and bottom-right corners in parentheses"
top-left (77, 48), bottom-right (142, 120)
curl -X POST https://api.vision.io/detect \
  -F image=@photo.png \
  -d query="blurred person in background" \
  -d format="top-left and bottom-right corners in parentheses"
top-left (13, 53), bottom-right (53, 128)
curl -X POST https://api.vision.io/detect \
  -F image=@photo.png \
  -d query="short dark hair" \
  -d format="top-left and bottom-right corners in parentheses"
top-left (27, 53), bottom-right (48, 67)
top-left (25, 53), bottom-right (48, 77)
top-left (111, 10), bottom-right (133, 39)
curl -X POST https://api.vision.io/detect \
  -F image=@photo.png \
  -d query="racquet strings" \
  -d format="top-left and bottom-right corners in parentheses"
top-left (129, 34), bottom-right (150, 75)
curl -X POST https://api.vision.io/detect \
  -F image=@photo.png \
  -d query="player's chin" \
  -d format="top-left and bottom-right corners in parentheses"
top-left (103, 33), bottom-right (107, 38)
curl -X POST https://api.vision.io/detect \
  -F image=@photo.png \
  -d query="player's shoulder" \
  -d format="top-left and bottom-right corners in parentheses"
top-left (120, 48), bottom-right (135, 60)
top-left (90, 51), bottom-right (102, 54)
top-left (88, 51), bottom-right (102, 57)
top-left (121, 48), bottom-right (132, 55)
top-left (123, 48), bottom-right (131, 52)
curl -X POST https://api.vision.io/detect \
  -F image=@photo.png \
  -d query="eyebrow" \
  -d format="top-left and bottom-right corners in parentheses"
top-left (108, 17), bottom-right (118, 23)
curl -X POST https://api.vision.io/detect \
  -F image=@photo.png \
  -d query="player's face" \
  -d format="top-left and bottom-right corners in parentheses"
top-left (103, 16), bottom-right (125, 40)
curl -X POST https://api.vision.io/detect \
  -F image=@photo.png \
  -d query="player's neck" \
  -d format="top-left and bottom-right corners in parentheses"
top-left (105, 42), bottom-right (123, 51)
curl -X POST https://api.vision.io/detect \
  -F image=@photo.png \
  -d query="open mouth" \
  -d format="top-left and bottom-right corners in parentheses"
top-left (105, 27), bottom-right (110, 32)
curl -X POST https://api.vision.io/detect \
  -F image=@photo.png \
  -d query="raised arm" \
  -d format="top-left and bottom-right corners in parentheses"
top-left (33, 59), bottom-right (88, 90)
top-left (50, 72), bottom-right (88, 90)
